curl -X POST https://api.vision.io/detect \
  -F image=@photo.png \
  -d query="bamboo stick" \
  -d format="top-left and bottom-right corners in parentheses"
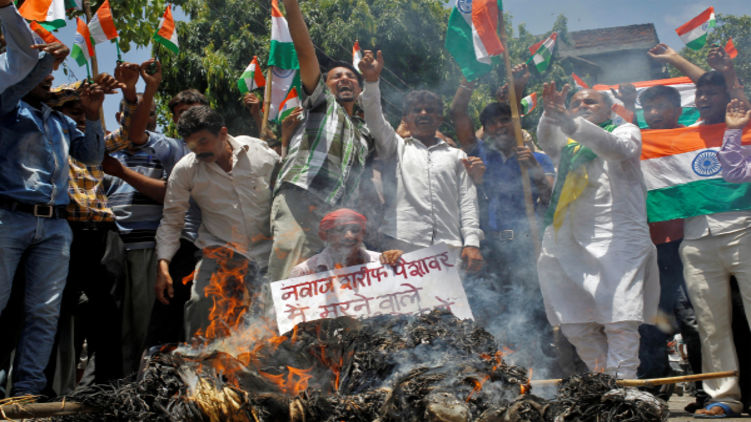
top-left (497, 12), bottom-right (541, 257)
top-left (260, 68), bottom-right (274, 141)
top-left (0, 401), bottom-right (91, 419)
top-left (529, 370), bottom-right (739, 387)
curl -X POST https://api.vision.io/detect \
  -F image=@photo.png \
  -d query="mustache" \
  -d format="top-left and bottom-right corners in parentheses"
top-left (196, 152), bottom-right (214, 159)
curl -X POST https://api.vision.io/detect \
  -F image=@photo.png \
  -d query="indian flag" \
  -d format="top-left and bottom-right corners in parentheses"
top-left (520, 92), bottom-right (537, 115)
top-left (268, 0), bottom-right (298, 70)
top-left (268, 67), bottom-right (300, 122)
top-left (676, 7), bottom-right (715, 51)
top-left (70, 17), bottom-right (94, 68)
top-left (18, 0), bottom-right (66, 30)
top-left (641, 124), bottom-right (751, 222)
top-left (88, 0), bottom-right (118, 44)
top-left (527, 32), bottom-right (556, 73)
top-left (153, 4), bottom-right (179, 54)
top-left (29, 21), bottom-right (61, 44)
top-left (353, 40), bottom-right (362, 73)
top-left (571, 72), bottom-right (589, 90)
top-left (238, 56), bottom-right (266, 94)
top-left (278, 87), bottom-right (301, 121)
top-left (594, 77), bottom-right (699, 129)
top-left (726, 38), bottom-right (738, 59)
top-left (445, 0), bottom-right (504, 81)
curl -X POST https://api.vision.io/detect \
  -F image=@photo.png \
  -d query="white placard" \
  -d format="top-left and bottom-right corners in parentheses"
top-left (270, 244), bottom-right (474, 334)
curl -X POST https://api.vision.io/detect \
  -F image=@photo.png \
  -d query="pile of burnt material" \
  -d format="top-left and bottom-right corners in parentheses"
top-left (54, 310), bottom-right (667, 421)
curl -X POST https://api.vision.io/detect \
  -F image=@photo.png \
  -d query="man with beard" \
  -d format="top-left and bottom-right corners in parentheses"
top-left (289, 209), bottom-right (402, 277)
top-left (155, 105), bottom-right (279, 338)
top-left (269, 0), bottom-right (384, 281)
top-left (0, 0), bottom-right (105, 395)
top-left (358, 50), bottom-right (484, 272)
top-left (535, 82), bottom-right (659, 380)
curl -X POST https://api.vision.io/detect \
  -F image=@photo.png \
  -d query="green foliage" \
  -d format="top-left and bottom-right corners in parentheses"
top-left (677, 14), bottom-right (751, 99)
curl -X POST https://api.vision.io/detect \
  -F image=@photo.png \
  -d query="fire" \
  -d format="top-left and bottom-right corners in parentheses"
top-left (520, 368), bottom-right (533, 395)
top-left (182, 269), bottom-right (196, 285)
top-left (316, 346), bottom-right (349, 391)
top-left (465, 375), bottom-right (490, 402)
top-left (259, 366), bottom-right (313, 395)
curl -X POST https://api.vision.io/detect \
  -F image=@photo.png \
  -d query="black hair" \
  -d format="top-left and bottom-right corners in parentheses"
top-left (402, 90), bottom-right (443, 117)
top-left (696, 70), bottom-right (728, 92)
top-left (177, 105), bottom-right (225, 139)
top-left (168, 89), bottom-right (209, 115)
top-left (479, 102), bottom-right (511, 127)
top-left (640, 85), bottom-right (681, 108)
top-left (324, 61), bottom-right (363, 86)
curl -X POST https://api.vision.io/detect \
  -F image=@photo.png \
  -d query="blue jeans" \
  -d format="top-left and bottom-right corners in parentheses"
top-left (0, 208), bottom-right (72, 395)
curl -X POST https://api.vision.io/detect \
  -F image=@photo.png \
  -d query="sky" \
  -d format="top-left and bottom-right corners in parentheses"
top-left (44, 0), bottom-right (750, 130)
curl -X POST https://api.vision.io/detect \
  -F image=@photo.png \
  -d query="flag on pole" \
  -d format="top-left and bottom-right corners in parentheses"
top-left (153, 4), bottom-right (179, 54)
top-left (676, 7), bottom-right (715, 51)
top-left (726, 38), bottom-right (738, 59)
top-left (269, 68), bottom-right (300, 122)
top-left (520, 92), bottom-right (537, 115)
top-left (353, 40), bottom-right (363, 73)
top-left (70, 17), bottom-right (94, 72)
top-left (238, 56), bottom-right (266, 94)
top-left (445, 0), bottom-right (504, 81)
top-left (29, 21), bottom-right (61, 44)
top-left (18, 0), bottom-right (66, 30)
top-left (88, 0), bottom-right (118, 44)
top-left (278, 87), bottom-right (301, 121)
top-left (571, 72), bottom-right (589, 89)
top-left (268, 0), bottom-right (299, 69)
top-left (641, 124), bottom-right (751, 222)
top-left (527, 32), bottom-right (557, 73)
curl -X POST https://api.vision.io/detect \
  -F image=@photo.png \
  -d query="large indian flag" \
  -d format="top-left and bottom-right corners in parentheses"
top-left (594, 77), bottom-right (699, 129)
top-left (445, 0), bottom-right (504, 81)
top-left (267, 0), bottom-right (300, 122)
top-left (676, 7), bottom-right (715, 51)
top-left (641, 124), bottom-right (751, 223)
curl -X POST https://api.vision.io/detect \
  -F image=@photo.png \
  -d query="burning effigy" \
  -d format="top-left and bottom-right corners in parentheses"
top-left (42, 309), bottom-right (668, 422)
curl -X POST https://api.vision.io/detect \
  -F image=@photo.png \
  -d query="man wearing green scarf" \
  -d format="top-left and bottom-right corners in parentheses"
top-left (535, 83), bottom-right (659, 380)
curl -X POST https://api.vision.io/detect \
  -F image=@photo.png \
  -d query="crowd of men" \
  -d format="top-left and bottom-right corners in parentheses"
top-left (2, 0), bottom-right (751, 417)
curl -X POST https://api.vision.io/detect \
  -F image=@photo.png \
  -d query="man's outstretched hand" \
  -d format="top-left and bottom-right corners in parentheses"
top-left (726, 99), bottom-right (751, 130)
top-left (30, 42), bottom-right (69, 69)
top-left (358, 49), bottom-right (384, 83)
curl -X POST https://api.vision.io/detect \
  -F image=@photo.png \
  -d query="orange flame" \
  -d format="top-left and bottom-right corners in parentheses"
top-left (465, 375), bottom-right (490, 402)
top-left (182, 269), bottom-right (196, 286)
top-left (259, 366), bottom-right (313, 395)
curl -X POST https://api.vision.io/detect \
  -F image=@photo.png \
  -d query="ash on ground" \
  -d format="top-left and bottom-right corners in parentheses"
top-left (54, 310), bottom-right (668, 421)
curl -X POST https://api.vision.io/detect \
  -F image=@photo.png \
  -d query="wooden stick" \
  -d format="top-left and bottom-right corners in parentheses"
top-left (497, 12), bottom-right (541, 257)
top-left (0, 401), bottom-right (91, 419)
top-left (529, 370), bottom-right (739, 387)
top-left (260, 68), bottom-right (274, 141)
top-left (82, 0), bottom-right (107, 132)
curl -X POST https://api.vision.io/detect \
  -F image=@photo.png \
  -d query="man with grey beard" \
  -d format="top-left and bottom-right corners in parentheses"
top-left (536, 82), bottom-right (659, 380)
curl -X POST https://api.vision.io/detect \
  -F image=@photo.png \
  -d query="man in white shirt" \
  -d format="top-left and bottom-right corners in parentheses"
top-left (536, 82), bottom-right (659, 379)
top-left (154, 105), bottom-right (280, 339)
top-left (289, 208), bottom-right (402, 277)
top-left (357, 50), bottom-right (483, 273)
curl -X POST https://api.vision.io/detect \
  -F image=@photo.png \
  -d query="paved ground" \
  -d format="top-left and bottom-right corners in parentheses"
top-left (668, 394), bottom-right (749, 421)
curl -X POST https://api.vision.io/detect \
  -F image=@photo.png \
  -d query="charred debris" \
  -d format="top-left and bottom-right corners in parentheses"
top-left (54, 310), bottom-right (668, 421)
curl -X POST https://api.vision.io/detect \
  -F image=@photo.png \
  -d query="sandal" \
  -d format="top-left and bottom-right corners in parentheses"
top-left (694, 402), bottom-right (741, 419)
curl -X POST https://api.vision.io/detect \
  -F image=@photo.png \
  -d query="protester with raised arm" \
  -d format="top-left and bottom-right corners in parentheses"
top-left (269, 0), bottom-right (378, 281)
top-left (718, 99), bottom-right (751, 183)
top-left (359, 50), bottom-right (483, 272)
top-left (535, 82), bottom-right (659, 380)
top-left (0, 0), bottom-right (106, 394)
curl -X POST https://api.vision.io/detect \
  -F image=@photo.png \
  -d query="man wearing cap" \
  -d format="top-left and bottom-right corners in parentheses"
top-left (0, 0), bottom-right (105, 395)
top-left (290, 209), bottom-right (403, 277)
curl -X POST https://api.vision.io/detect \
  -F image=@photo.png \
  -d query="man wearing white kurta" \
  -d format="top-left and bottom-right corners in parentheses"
top-left (535, 83), bottom-right (659, 379)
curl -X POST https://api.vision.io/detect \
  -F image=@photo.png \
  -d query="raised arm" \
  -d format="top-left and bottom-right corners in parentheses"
top-left (281, 0), bottom-right (320, 94)
top-left (358, 49), bottom-right (399, 159)
top-left (128, 59), bottom-right (162, 145)
top-left (647, 43), bottom-right (706, 82)
top-left (707, 45), bottom-right (749, 105)
top-left (0, 1), bottom-right (40, 92)
top-left (719, 99), bottom-right (751, 183)
top-left (0, 50), bottom-right (54, 115)
top-left (449, 77), bottom-right (478, 154)
top-left (536, 82), bottom-right (572, 164)
top-left (69, 81), bottom-right (106, 165)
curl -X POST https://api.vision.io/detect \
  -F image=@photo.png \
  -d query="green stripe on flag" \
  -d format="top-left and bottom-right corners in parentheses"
top-left (268, 40), bottom-right (299, 69)
top-left (646, 179), bottom-right (751, 222)
top-left (39, 20), bottom-right (66, 31)
top-left (686, 34), bottom-right (708, 51)
top-left (445, 8), bottom-right (492, 81)
top-left (635, 108), bottom-right (700, 129)
top-left (154, 34), bottom-right (179, 54)
top-left (70, 44), bottom-right (88, 67)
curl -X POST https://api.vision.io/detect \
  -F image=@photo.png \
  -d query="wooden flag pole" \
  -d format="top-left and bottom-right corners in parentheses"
top-left (529, 370), bottom-right (739, 387)
top-left (497, 11), bottom-right (541, 257)
top-left (260, 68), bottom-right (273, 141)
